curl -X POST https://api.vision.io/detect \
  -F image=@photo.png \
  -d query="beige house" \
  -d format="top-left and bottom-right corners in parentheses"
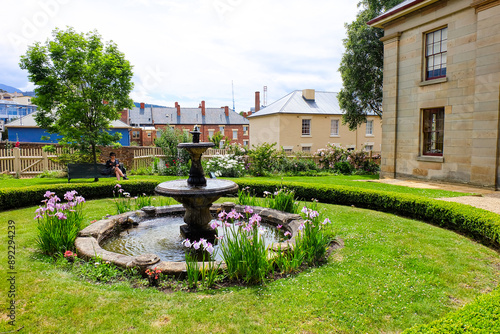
top-left (247, 89), bottom-right (382, 153)
top-left (369, 0), bottom-right (500, 188)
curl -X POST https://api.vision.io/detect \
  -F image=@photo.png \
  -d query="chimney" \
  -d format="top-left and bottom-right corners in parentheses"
top-left (201, 100), bottom-right (206, 116)
top-left (175, 102), bottom-right (181, 116)
top-left (302, 89), bottom-right (315, 101)
top-left (248, 111), bottom-right (252, 116)
top-left (140, 102), bottom-right (145, 109)
top-left (120, 109), bottom-right (129, 124)
top-left (224, 106), bottom-right (229, 117)
top-left (255, 91), bottom-right (260, 112)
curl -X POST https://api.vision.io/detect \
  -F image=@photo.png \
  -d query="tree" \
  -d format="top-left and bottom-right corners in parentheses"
top-left (19, 27), bottom-right (134, 163)
top-left (338, 0), bottom-right (404, 130)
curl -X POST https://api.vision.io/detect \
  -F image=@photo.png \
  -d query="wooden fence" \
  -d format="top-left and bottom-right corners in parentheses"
top-left (0, 147), bottom-right (69, 178)
top-left (0, 147), bottom-right (380, 178)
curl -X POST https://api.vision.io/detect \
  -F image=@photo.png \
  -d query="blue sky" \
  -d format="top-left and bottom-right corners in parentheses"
top-left (1, 0), bottom-right (360, 111)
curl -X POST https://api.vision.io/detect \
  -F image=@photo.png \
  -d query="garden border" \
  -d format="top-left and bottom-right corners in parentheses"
top-left (4, 178), bottom-right (500, 332)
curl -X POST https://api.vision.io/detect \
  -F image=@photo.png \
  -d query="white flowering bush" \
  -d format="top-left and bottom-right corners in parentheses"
top-left (206, 154), bottom-right (245, 177)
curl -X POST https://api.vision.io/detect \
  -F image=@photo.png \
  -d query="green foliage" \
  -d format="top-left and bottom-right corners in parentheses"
top-left (74, 256), bottom-right (124, 283)
top-left (295, 207), bottom-right (332, 266)
top-left (154, 127), bottom-right (191, 176)
top-left (248, 142), bottom-right (277, 176)
top-left (19, 27), bottom-right (134, 163)
top-left (237, 187), bottom-right (259, 206)
top-left (209, 131), bottom-right (228, 148)
top-left (42, 145), bottom-right (56, 153)
top-left (36, 170), bottom-right (67, 179)
top-left (233, 179), bottom-right (500, 248)
top-left (338, 0), bottom-right (404, 130)
top-left (316, 144), bottom-right (380, 174)
top-left (0, 180), bottom-right (159, 211)
top-left (217, 210), bottom-right (271, 284)
top-left (35, 190), bottom-right (85, 256)
top-left (403, 288), bottom-right (500, 333)
top-left (263, 187), bottom-right (299, 214)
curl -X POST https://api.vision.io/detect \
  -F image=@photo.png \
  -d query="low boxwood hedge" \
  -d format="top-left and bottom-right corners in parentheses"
top-left (235, 179), bottom-right (500, 248)
top-left (402, 288), bottom-right (500, 333)
top-left (0, 180), bottom-right (159, 211)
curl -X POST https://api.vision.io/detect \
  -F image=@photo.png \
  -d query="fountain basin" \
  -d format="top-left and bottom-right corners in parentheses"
top-left (155, 179), bottom-right (238, 240)
top-left (75, 203), bottom-right (304, 276)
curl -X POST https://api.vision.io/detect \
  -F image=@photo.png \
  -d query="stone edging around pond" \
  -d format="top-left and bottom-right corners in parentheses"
top-left (75, 203), bottom-right (305, 276)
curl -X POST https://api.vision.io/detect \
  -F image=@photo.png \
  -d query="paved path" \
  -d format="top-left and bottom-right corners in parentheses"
top-left (370, 179), bottom-right (500, 215)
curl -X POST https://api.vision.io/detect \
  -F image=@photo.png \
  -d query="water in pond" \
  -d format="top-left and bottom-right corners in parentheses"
top-left (101, 216), bottom-right (284, 262)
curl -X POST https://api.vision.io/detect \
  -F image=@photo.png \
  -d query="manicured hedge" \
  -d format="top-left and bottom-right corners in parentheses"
top-left (0, 180), bottom-right (159, 211)
top-left (402, 288), bottom-right (500, 333)
top-left (235, 179), bottom-right (500, 248)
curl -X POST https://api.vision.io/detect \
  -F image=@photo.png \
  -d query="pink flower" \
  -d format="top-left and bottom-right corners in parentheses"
top-left (210, 221), bottom-right (219, 229)
top-left (249, 214), bottom-right (261, 226)
top-left (322, 218), bottom-right (331, 225)
top-left (182, 239), bottom-right (192, 248)
top-left (277, 224), bottom-right (282, 229)
top-left (55, 212), bottom-right (67, 220)
top-left (44, 191), bottom-right (55, 198)
top-left (284, 231), bottom-right (291, 237)
top-left (244, 206), bottom-right (253, 214)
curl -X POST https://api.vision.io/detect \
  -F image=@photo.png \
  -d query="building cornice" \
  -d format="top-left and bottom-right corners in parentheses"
top-left (368, 0), bottom-right (441, 28)
top-left (470, 0), bottom-right (500, 12)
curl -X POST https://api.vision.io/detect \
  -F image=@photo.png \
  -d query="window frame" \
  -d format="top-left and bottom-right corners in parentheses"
top-left (330, 119), bottom-right (339, 136)
top-left (422, 107), bottom-right (445, 156)
top-left (232, 129), bottom-right (238, 140)
top-left (366, 120), bottom-right (373, 136)
top-left (425, 27), bottom-right (448, 81)
top-left (301, 119), bottom-right (311, 136)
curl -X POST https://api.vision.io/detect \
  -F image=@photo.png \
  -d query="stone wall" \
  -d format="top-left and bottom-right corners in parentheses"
top-left (378, 0), bottom-right (500, 188)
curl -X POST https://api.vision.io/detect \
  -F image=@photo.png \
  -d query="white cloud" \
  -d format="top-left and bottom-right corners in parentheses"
top-left (0, 0), bottom-right (359, 111)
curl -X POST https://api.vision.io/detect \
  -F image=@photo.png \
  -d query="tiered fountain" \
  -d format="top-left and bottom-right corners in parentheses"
top-left (154, 126), bottom-right (238, 240)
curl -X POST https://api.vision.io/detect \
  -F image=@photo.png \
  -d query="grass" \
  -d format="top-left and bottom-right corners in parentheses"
top-left (0, 174), bottom-right (473, 199)
top-left (0, 197), bottom-right (499, 333)
top-left (257, 175), bottom-right (474, 198)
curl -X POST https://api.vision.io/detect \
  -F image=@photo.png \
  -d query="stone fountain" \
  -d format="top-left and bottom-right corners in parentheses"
top-left (154, 126), bottom-right (239, 240)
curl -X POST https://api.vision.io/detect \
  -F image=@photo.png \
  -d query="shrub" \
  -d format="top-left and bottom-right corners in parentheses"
top-left (154, 127), bottom-right (191, 176)
top-left (35, 190), bottom-right (86, 256)
top-left (263, 187), bottom-right (299, 214)
top-left (247, 142), bottom-right (277, 176)
top-left (206, 154), bottom-right (245, 177)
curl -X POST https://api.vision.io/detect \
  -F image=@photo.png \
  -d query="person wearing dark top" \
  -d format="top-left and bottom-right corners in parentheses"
top-left (105, 152), bottom-right (128, 180)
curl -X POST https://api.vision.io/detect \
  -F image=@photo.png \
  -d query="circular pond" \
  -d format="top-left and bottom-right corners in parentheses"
top-left (101, 215), bottom-right (284, 262)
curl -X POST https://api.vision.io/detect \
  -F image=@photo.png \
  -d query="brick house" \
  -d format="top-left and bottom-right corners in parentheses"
top-left (368, 0), bottom-right (500, 188)
top-left (128, 102), bottom-right (250, 147)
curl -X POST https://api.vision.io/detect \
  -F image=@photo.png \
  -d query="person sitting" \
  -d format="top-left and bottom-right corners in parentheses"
top-left (104, 152), bottom-right (128, 180)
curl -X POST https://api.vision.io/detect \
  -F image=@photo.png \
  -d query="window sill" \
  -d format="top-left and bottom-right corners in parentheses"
top-left (301, 135), bottom-right (312, 138)
top-left (419, 77), bottom-right (447, 86)
top-left (417, 155), bottom-right (444, 163)
top-left (330, 135), bottom-right (339, 138)
top-left (365, 134), bottom-right (374, 137)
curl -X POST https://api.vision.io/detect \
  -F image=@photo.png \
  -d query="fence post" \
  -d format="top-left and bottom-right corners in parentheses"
top-left (13, 147), bottom-right (21, 178)
top-left (42, 150), bottom-right (49, 171)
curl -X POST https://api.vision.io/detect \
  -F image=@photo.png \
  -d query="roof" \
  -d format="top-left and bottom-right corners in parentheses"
top-left (247, 90), bottom-right (343, 118)
top-left (367, 0), bottom-right (441, 28)
top-left (129, 106), bottom-right (249, 126)
top-left (6, 111), bottom-right (131, 128)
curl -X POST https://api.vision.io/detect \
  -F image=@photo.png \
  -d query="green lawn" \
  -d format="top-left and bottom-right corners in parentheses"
top-left (0, 197), bottom-right (498, 333)
top-left (1, 174), bottom-right (472, 198)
